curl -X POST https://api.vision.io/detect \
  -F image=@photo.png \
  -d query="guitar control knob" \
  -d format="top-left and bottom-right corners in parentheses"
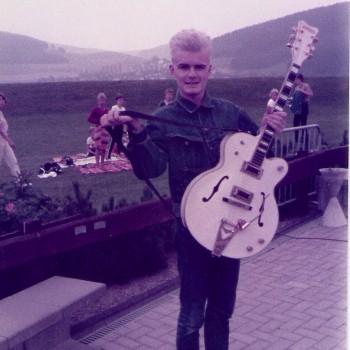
top-left (246, 246), bottom-right (253, 252)
top-left (258, 238), bottom-right (265, 245)
top-left (277, 165), bottom-right (285, 172)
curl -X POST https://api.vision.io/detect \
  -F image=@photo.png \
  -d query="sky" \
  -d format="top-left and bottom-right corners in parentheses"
top-left (0, 0), bottom-right (345, 52)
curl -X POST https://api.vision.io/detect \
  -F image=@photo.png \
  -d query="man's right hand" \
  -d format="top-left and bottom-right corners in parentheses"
top-left (100, 110), bottom-right (143, 133)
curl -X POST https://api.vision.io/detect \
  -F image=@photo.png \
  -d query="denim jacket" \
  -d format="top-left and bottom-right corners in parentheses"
top-left (127, 92), bottom-right (258, 217)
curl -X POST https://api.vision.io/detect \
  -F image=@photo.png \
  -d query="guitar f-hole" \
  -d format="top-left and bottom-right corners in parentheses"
top-left (202, 176), bottom-right (229, 202)
top-left (258, 192), bottom-right (268, 227)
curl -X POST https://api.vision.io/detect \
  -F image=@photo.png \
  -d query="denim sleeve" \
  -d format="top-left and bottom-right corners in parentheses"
top-left (237, 108), bottom-right (259, 135)
top-left (126, 123), bottom-right (168, 180)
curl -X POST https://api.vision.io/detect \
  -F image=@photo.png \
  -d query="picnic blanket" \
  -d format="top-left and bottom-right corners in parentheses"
top-left (53, 154), bottom-right (132, 175)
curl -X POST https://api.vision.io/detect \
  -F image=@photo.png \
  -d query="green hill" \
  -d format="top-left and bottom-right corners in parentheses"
top-left (0, 2), bottom-right (348, 82)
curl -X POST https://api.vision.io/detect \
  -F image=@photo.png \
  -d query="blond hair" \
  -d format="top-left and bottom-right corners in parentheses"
top-left (269, 88), bottom-right (278, 98)
top-left (169, 29), bottom-right (212, 63)
top-left (97, 92), bottom-right (106, 100)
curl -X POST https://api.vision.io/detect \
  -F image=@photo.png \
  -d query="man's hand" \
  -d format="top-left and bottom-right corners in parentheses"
top-left (261, 111), bottom-right (286, 134)
top-left (100, 110), bottom-right (143, 133)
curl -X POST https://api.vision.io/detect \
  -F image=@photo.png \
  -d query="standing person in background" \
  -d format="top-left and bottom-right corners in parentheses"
top-left (107, 93), bottom-right (126, 159)
top-left (266, 88), bottom-right (278, 114)
top-left (101, 28), bottom-right (286, 350)
top-left (87, 92), bottom-right (110, 168)
top-left (290, 73), bottom-right (313, 144)
top-left (0, 92), bottom-right (21, 178)
top-left (158, 87), bottom-right (174, 107)
top-left (291, 73), bottom-right (313, 127)
top-left (111, 93), bottom-right (126, 112)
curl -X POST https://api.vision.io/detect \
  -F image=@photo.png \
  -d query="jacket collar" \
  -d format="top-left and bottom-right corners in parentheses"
top-left (175, 91), bottom-right (214, 113)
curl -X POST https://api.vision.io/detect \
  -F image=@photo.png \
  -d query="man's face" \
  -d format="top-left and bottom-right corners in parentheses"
top-left (170, 49), bottom-right (211, 104)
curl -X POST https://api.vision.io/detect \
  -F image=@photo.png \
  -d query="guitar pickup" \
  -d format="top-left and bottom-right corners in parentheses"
top-left (231, 186), bottom-right (254, 204)
top-left (242, 161), bottom-right (263, 179)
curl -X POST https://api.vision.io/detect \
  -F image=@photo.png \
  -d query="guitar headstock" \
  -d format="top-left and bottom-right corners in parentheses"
top-left (287, 20), bottom-right (319, 66)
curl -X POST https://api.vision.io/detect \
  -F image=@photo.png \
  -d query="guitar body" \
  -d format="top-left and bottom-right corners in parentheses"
top-left (181, 132), bottom-right (288, 258)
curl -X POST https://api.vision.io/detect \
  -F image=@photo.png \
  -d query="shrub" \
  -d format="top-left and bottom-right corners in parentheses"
top-left (101, 196), bottom-right (129, 213)
top-left (101, 186), bottom-right (155, 213)
top-left (0, 172), bottom-right (62, 235)
top-left (61, 181), bottom-right (97, 217)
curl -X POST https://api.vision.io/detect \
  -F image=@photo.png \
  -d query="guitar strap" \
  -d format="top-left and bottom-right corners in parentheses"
top-left (120, 110), bottom-right (239, 132)
top-left (142, 177), bottom-right (175, 217)
top-left (113, 122), bottom-right (175, 218)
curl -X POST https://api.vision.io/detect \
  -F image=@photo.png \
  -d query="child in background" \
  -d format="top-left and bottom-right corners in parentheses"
top-left (86, 127), bottom-right (96, 157)
top-left (266, 88), bottom-right (278, 114)
top-left (158, 88), bottom-right (174, 108)
top-left (107, 92), bottom-right (126, 159)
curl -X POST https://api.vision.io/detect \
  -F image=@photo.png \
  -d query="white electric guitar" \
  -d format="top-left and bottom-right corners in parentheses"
top-left (181, 20), bottom-right (319, 259)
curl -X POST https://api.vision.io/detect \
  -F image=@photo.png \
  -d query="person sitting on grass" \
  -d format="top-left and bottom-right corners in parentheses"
top-left (86, 127), bottom-right (96, 157)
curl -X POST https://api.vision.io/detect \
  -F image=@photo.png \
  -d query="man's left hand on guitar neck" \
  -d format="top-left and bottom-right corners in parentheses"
top-left (260, 111), bottom-right (286, 134)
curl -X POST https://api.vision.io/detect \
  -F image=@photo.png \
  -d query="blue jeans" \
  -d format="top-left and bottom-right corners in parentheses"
top-left (175, 219), bottom-right (240, 350)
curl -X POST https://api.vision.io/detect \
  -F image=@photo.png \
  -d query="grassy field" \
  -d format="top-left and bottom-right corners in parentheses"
top-left (0, 77), bottom-right (348, 212)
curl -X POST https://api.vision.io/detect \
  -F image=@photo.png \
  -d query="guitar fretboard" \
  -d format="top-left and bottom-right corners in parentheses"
top-left (250, 63), bottom-right (301, 168)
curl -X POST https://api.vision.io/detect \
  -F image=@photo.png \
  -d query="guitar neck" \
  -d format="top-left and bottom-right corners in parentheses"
top-left (250, 63), bottom-right (301, 168)
top-left (274, 63), bottom-right (301, 112)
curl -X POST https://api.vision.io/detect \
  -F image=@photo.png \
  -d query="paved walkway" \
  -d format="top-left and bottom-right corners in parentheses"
top-left (78, 217), bottom-right (347, 350)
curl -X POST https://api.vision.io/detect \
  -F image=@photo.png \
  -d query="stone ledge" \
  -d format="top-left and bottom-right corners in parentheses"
top-left (0, 276), bottom-right (106, 350)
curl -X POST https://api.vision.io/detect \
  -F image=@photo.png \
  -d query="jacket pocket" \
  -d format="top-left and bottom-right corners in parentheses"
top-left (168, 135), bottom-right (207, 173)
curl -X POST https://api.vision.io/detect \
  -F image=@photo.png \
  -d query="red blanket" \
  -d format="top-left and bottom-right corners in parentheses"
top-left (53, 154), bottom-right (132, 175)
top-left (76, 159), bottom-right (132, 174)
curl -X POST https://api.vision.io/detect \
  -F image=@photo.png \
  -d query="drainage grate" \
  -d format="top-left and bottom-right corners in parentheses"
top-left (80, 291), bottom-right (178, 345)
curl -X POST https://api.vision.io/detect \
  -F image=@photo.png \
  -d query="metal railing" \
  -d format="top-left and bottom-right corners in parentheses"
top-left (273, 124), bottom-right (322, 206)
top-left (272, 124), bottom-right (322, 159)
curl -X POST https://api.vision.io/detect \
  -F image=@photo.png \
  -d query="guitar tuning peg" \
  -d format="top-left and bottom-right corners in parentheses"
top-left (286, 43), bottom-right (293, 48)
top-left (289, 34), bottom-right (296, 41)
top-left (307, 54), bottom-right (314, 59)
top-left (292, 26), bottom-right (298, 32)
top-left (313, 37), bottom-right (319, 43)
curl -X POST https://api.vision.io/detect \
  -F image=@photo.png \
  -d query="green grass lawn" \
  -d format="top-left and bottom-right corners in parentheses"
top-left (0, 77), bottom-right (348, 213)
top-left (2, 112), bottom-right (170, 211)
